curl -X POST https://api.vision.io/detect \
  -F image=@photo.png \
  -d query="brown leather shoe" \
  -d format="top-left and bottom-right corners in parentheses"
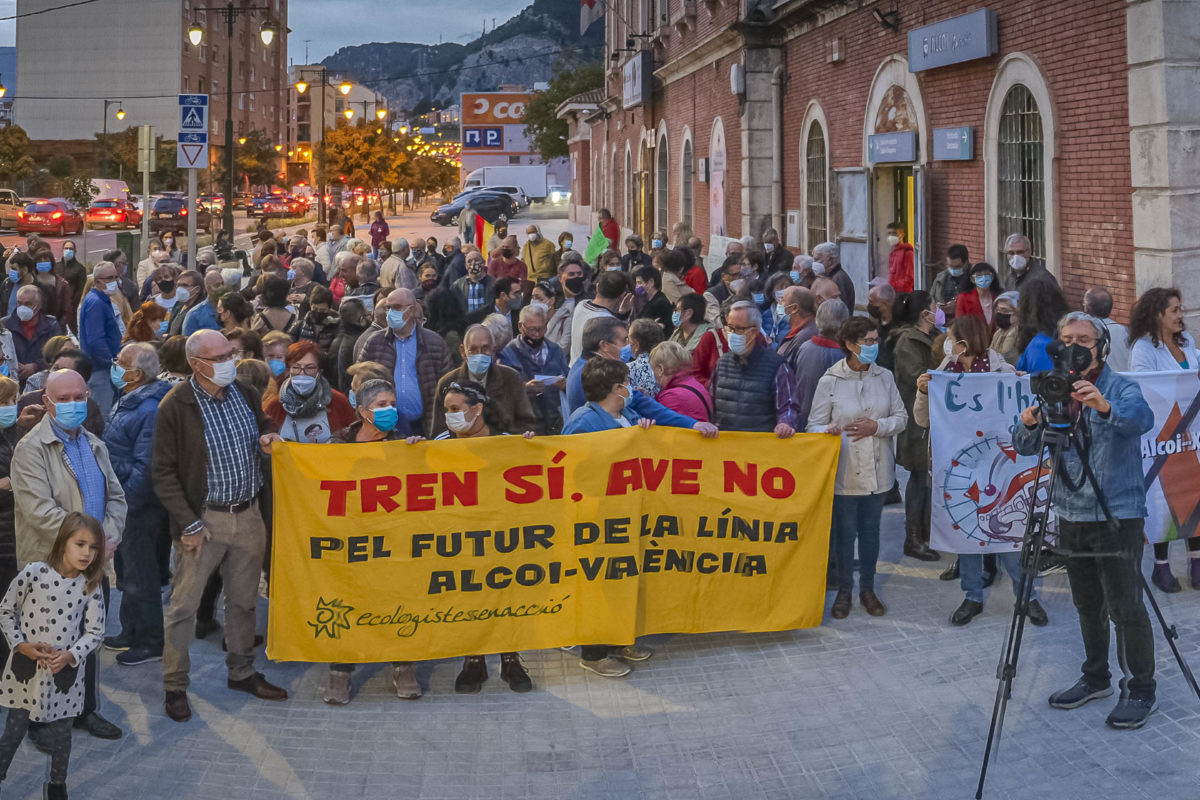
top-left (830, 590), bottom-right (852, 619)
top-left (228, 672), bottom-right (288, 701)
top-left (165, 690), bottom-right (192, 722)
top-left (860, 590), bottom-right (887, 617)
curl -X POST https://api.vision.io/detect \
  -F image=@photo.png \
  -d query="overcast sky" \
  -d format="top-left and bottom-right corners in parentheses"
top-left (0, 0), bottom-right (533, 59)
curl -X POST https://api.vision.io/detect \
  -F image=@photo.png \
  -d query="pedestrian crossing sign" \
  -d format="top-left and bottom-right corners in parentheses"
top-left (178, 94), bottom-right (209, 131)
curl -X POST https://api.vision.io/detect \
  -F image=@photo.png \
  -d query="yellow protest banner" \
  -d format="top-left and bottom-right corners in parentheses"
top-left (267, 427), bottom-right (838, 662)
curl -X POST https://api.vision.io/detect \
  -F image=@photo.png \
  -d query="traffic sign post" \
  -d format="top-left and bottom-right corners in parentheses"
top-left (178, 94), bottom-right (209, 264)
top-left (137, 125), bottom-right (156, 258)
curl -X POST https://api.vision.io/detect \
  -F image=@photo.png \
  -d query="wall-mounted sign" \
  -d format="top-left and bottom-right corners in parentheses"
top-left (908, 9), bottom-right (998, 73)
top-left (622, 51), bottom-right (652, 110)
top-left (463, 127), bottom-right (504, 149)
top-left (933, 126), bottom-right (973, 161)
top-left (868, 131), bottom-right (918, 164)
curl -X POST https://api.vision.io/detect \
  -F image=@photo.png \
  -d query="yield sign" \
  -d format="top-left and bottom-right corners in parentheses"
top-left (177, 132), bottom-right (208, 169)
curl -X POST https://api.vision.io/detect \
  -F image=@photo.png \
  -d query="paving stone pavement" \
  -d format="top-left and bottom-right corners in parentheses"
top-left (3, 503), bottom-right (1199, 799)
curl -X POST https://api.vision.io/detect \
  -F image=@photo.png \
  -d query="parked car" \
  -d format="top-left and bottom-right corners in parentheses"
top-left (0, 188), bottom-right (24, 228)
top-left (547, 184), bottom-right (571, 206)
top-left (246, 195), bottom-right (269, 218)
top-left (484, 185), bottom-right (530, 209)
top-left (86, 198), bottom-right (142, 229)
top-left (149, 196), bottom-right (212, 234)
top-left (230, 192), bottom-right (253, 211)
top-left (17, 199), bottom-right (84, 236)
top-left (430, 190), bottom-right (513, 226)
top-left (198, 193), bottom-right (224, 214)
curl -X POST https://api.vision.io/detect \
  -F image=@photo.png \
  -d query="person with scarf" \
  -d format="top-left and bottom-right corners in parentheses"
top-left (264, 341), bottom-right (355, 443)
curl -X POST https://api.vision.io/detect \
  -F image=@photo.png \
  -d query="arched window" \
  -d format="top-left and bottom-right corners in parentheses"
top-left (680, 138), bottom-right (694, 228)
top-left (996, 84), bottom-right (1045, 261)
top-left (656, 136), bottom-right (669, 232)
top-left (624, 147), bottom-right (632, 227)
top-left (805, 122), bottom-right (828, 249)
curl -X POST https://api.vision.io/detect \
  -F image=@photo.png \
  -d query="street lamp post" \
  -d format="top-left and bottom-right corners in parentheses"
top-left (295, 67), bottom-right (335, 225)
top-left (187, 3), bottom-right (277, 239)
top-left (101, 99), bottom-right (126, 178)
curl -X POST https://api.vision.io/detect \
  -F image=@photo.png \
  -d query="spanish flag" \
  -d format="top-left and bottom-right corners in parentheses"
top-left (474, 213), bottom-right (495, 260)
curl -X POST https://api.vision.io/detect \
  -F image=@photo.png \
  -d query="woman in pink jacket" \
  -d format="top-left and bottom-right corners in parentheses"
top-left (649, 341), bottom-right (713, 422)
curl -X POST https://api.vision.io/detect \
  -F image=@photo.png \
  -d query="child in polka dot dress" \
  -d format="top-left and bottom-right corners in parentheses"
top-left (0, 512), bottom-right (106, 800)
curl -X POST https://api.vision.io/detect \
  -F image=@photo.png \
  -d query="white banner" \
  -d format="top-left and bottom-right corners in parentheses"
top-left (929, 372), bottom-right (1045, 555)
top-left (1137, 370), bottom-right (1200, 545)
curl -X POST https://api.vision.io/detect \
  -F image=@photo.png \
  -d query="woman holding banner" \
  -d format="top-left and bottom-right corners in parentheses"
top-left (914, 315), bottom-right (1048, 627)
top-left (433, 381), bottom-right (535, 694)
top-left (1128, 287), bottom-right (1200, 592)
top-left (807, 317), bottom-right (907, 619)
top-left (322, 379), bottom-right (425, 705)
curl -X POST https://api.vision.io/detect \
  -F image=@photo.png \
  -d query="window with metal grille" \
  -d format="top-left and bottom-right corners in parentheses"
top-left (656, 139), bottom-right (668, 232)
top-left (997, 84), bottom-right (1045, 262)
top-left (805, 122), bottom-right (827, 249)
top-left (681, 139), bottom-right (693, 227)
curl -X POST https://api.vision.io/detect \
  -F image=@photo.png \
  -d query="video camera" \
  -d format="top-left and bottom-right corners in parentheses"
top-left (1030, 339), bottom-right (1093, 428)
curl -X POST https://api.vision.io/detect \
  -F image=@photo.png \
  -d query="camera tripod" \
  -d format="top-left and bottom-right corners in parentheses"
top-left (974, 414), bottom-right (1200, 799)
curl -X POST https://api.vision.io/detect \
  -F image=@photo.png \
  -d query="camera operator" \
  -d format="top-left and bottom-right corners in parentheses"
top-left (1014, 311), bottom-right (1157, 729)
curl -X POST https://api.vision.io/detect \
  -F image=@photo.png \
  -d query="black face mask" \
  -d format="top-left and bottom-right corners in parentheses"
top-left (995, 312), bottom-right (1012, 330)
top-left (564, 276), bottom-right (584, 295)
top-left (523, 334), bottom-right (543, 349)
top-left (159, 280), bottom-right (175, 294)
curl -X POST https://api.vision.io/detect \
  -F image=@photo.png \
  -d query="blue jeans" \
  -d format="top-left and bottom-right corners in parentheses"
top-left (831, 492), bottom-right (886, 593)
top-left (960, 552), bottom-right (1039, 604)
top-left (116, 503), bottom-right (167, 651)
top-left (87, 369), bottom-right (116, 422)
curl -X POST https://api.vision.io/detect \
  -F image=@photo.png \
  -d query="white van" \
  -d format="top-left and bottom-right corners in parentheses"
top-left (91, 178), bottom-right (131, 201)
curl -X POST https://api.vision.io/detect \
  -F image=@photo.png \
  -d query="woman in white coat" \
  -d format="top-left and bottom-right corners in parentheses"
top-left (807, 316), bottom-right (907, 619)
top-left (1127, 287), bottom-right (1200, 592)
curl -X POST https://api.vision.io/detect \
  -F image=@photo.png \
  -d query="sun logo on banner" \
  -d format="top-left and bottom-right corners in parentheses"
top-left (941, 432), bottom-right (1046, 545)
top-left (308, 597), bottom-right (354, 640)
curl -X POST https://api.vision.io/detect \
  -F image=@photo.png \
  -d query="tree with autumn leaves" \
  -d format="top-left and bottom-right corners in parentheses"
top-left (320, 119), bottom-right (457, 214)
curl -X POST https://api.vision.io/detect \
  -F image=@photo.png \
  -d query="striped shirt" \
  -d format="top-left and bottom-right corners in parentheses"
top-left (191, 378), bottom-right (261, 506)
top-left (466, 281), bottom-right (486, 313)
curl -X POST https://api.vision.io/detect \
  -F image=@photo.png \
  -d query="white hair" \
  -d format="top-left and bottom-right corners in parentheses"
top-left (518, 304), bottom-right (547, 324)
top-left (120, 341), bottom-right (161, 375)
top-left (334, 250), bottom-right (360, 269)
top-left (813, 242), bottom-right (839, 261)
top-left (729, 300), bottom-right (762, 329)
top-left (792, 254), bottom-right (814, 270)
top-left (1057, 311), bottom-right (1106, 342)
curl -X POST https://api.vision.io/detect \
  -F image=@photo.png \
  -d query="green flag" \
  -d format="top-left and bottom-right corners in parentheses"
top-left (583, 225), bottom-right (608, 263)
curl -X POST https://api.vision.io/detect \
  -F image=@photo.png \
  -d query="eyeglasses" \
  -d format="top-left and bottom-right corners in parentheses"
top-left (290, 363), bottom-right (320, 375)
top-left (726, 324), bottom-right (758, 335)
top-left (856, 337), bottom-right (881, 346)
top-left (195, 351), bottom-right (237, 363)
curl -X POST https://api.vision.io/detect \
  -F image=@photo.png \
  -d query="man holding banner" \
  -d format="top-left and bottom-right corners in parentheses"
top-left (1013, 312), bottom-right (1158, 730)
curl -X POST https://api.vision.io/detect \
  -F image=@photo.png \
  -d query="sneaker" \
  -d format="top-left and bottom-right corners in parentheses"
top-left (500, 653), bottom-right (533, 693)
top-left (1048, 678), bottom-right (1113, 710)
top-left (1026, 599), bottom-right (1049, 627)
top-left (1151, 562), bottom-right (1182, 593)
top-left (116, 646), bottom-right (162, 666)
top-left (454, 656), bottom-right (488, 693)
top-left (580, 656), bottom-right (631, 677)
top-left (951, 599), bottom-right (984, 626)
top-left (102, 633), bottom-right (133, 652)
top-left (391, 662), bottom-right (421, 699)
top-left (1105, 697), bottom-right (1157, 729)
top-left (1037, 549), bottom-right (1069, 576)
top-left (323, 671), bottom-right (351, 705)
top-left (618, 643), bottom-right (653, 662)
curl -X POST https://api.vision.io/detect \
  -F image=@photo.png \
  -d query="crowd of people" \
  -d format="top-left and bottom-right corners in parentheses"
top-left (0, 211), bottom-right (1185, 793)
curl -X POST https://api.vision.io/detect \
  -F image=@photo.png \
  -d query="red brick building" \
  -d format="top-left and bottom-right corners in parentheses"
top-left (562, 0), bottom-right (1198, 319)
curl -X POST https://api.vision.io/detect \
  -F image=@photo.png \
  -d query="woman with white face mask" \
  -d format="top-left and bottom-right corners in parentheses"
top-left (263, 341), bottom-right (355, 443)
top-left (432, 380), bottom-right (536, 695)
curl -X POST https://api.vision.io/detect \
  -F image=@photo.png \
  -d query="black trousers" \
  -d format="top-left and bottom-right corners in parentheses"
top-left (1060, 518), bottom-right (1156, 700)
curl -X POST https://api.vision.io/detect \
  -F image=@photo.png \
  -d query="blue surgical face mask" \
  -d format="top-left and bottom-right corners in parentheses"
top-left (651, 239), bottom-right (663, 249)
top-left (110, 362), bottom-right (128, 390)
top-left (973, 274), bottom-right (993, 289)
top-left (671, 311), bottom-right (682, 327)
top-left (6, 270), bottom-right (16, 283)
top-left (347, 389), bottom-right (357, 408)
top-left (948, 267), bottom-right (963, 277)
top-left (467, 353), bottom-right (491, 374)
top-left (508, 293), bottom-right (523, 311)
top-left (386, 309), bottom-right (408, 330)
top-left (51, 399), bottom-right (88, 430)
top-left (619, 344), bottom-right (632, 362)
top-left (268, 358), bottom-right (287, 376)
top-left (752, 292), bottom-right (765, 306)
top-left (727, 332), bottom-right (750, 355)
top-left (35, 261), bottom-right (52, 273)
top-left (290, 375), bottom-right (317, 395)
top-left (857, 343), bottom-right (880, 365)
top-left (63, 249), bottom-right (74, 260)
top-left (287, 269), bottom-right (296, 281)
top-left (157, 320), bottom-right (169, 335)
top-left (0, 404), bottom-right (16, 429)
top-left (15, 305), bottom-right (34, 322)
top-left (789, 270), bottom-right (801, 282)
top-left (371, 405), bottom-right (399, 433)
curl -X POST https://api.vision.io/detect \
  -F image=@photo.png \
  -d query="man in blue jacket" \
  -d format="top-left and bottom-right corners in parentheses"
top-left (567, 316), bottom-right (717, 432)
top-left (1013, 312), bottom-right (1156, 730)
top-left (78, 260), bottom-right (123, 420)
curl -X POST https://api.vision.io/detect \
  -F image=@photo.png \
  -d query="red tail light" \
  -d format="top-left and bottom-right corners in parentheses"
top-left (180, 208), bottom-right (187, 216)
top-left (17, 212), bottom-right (24, 220)
top-left (51, 211), bottom-right (63, 219)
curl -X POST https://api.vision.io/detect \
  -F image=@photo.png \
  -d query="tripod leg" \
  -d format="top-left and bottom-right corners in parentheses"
top-left (1138, 573), bottom-right (1200, 701)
